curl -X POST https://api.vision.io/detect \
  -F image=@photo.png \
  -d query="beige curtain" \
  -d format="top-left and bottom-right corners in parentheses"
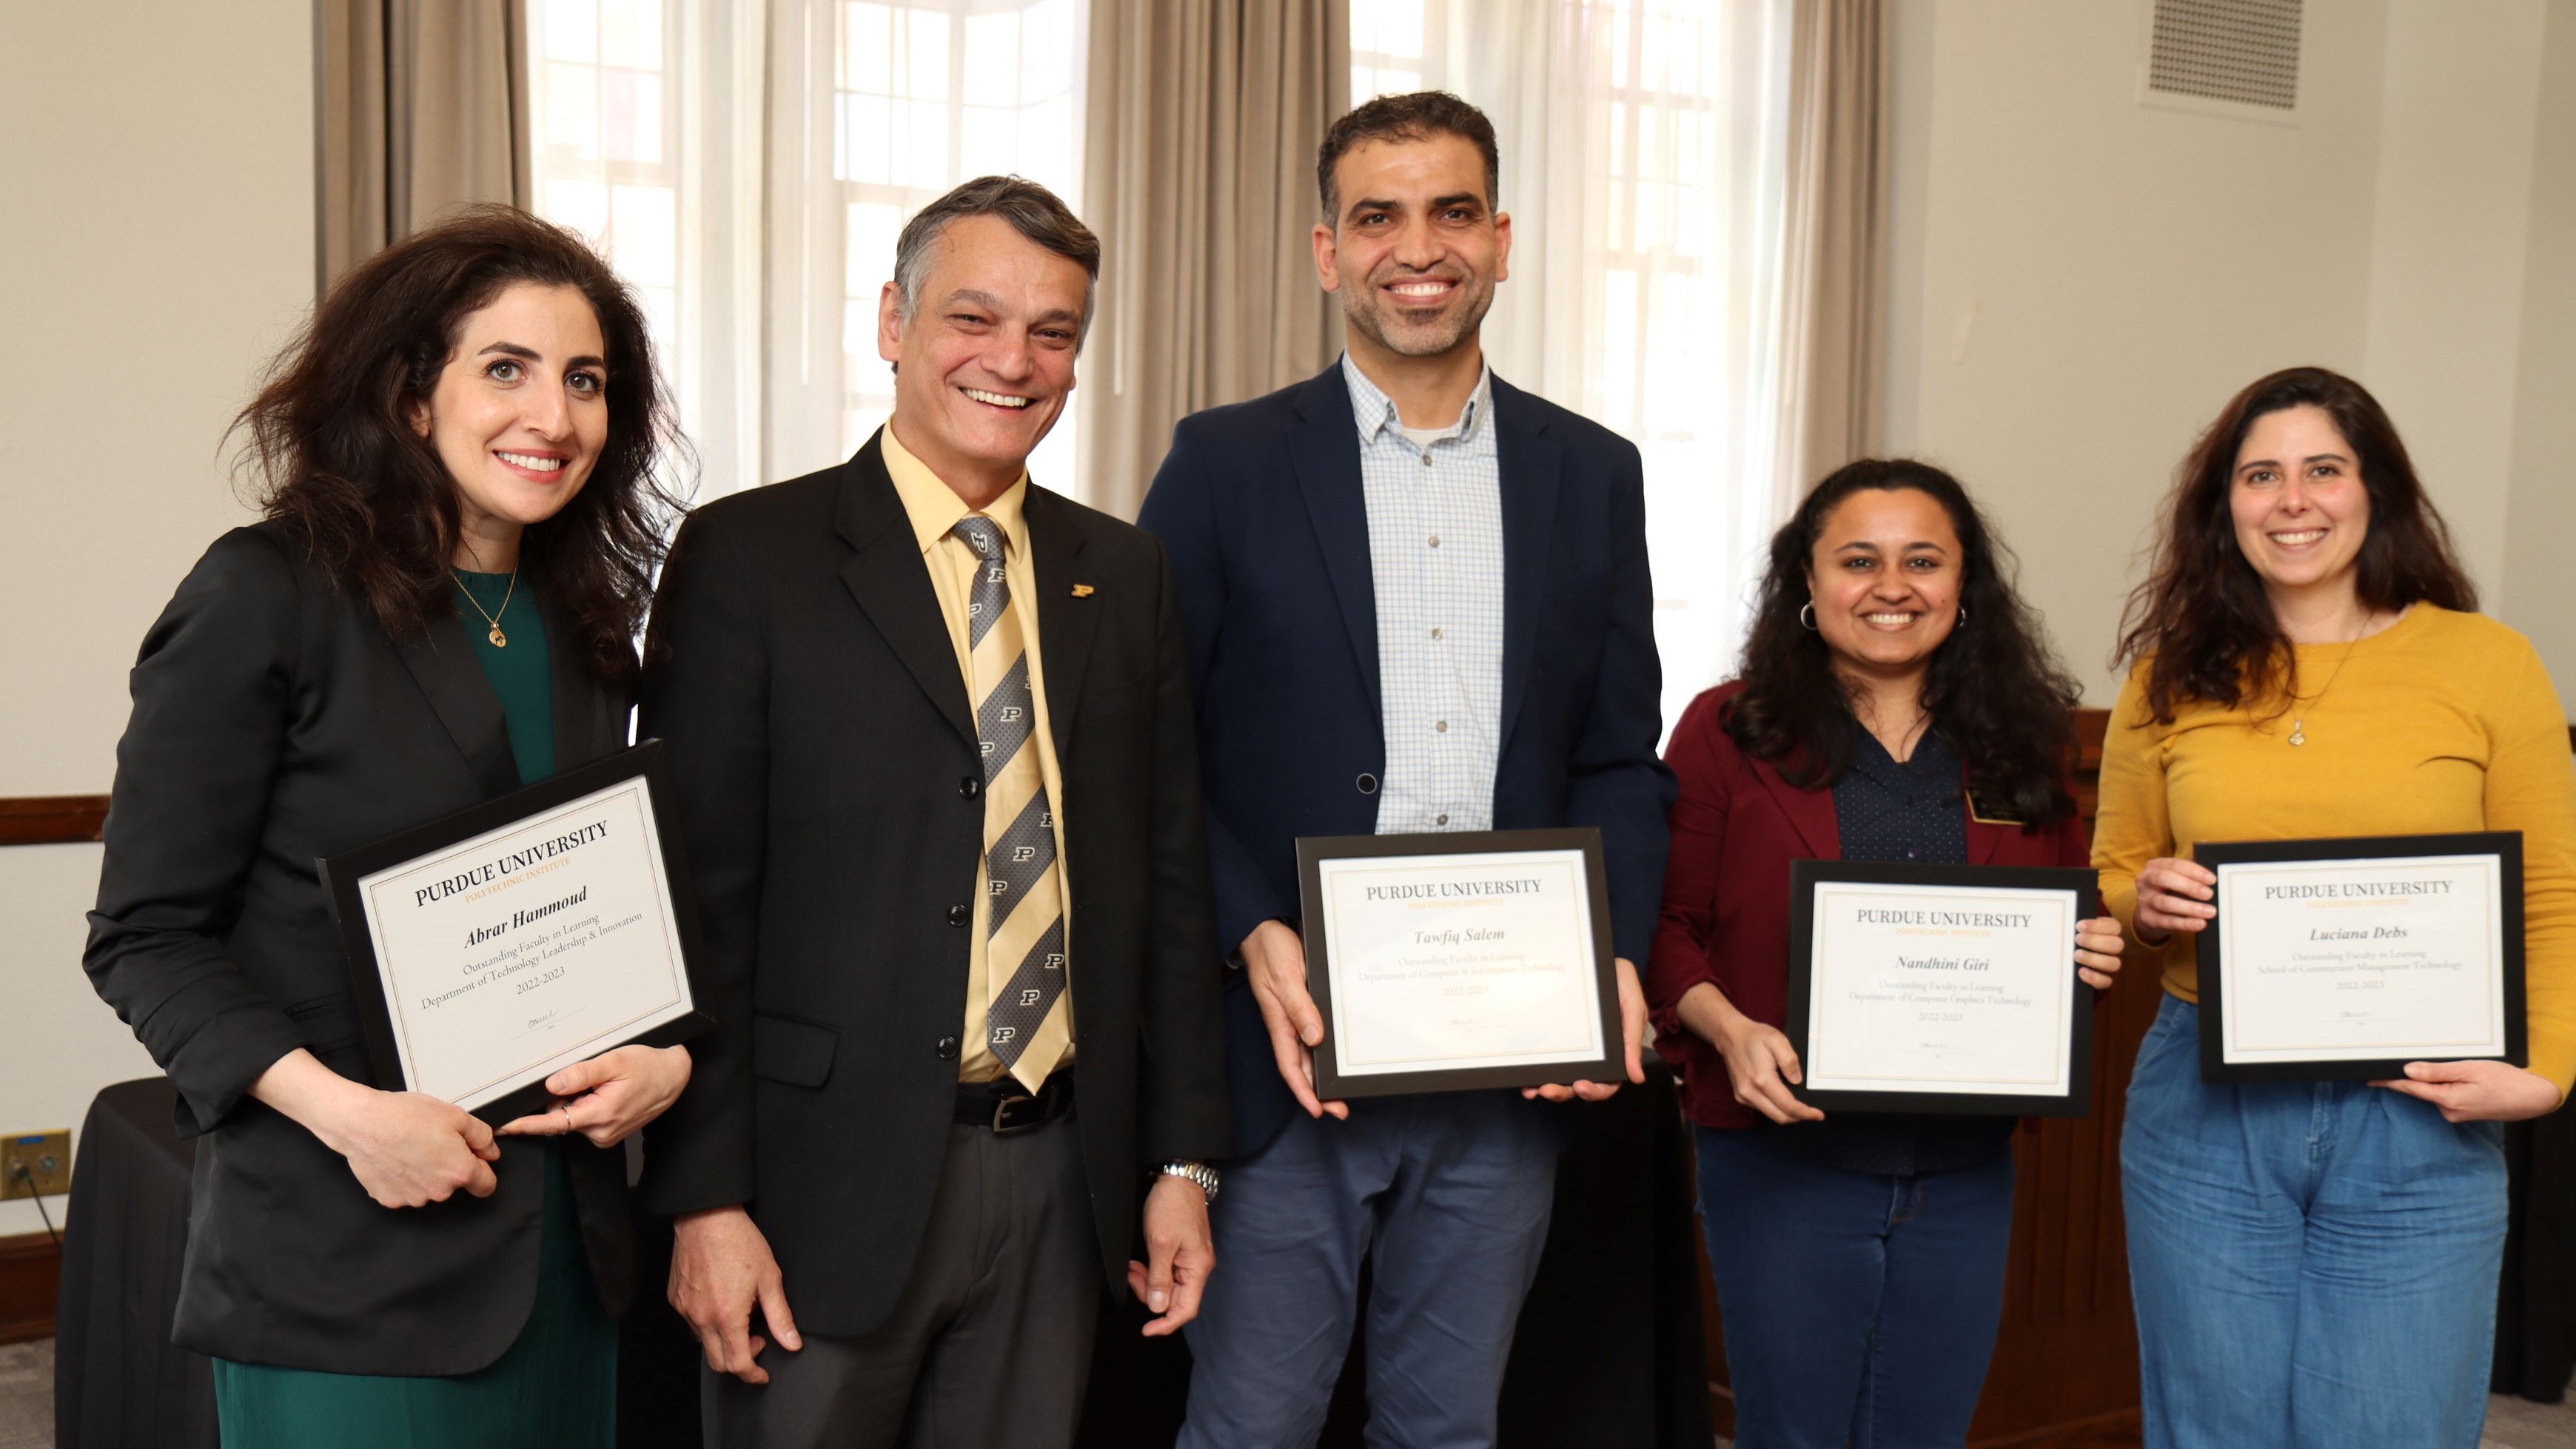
top-left (1078, 0), bottom-right (1350, 521)
top-left (1777, 0), bottom-right (1888, 500)
top-left (317, 0), bottom-right (532, 292)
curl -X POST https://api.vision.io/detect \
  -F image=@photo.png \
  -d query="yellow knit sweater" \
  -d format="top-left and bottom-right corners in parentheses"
top-left (2093, 605), bottom-right (2576, 1099)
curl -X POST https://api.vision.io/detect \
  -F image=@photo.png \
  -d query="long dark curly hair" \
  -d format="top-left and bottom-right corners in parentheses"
top-left (1723, 459), bottom-right (2084, 824)
top-left (2114, 366), bottom-right (2474, 724)
top-left (233, 204), bottom-right (688, 682)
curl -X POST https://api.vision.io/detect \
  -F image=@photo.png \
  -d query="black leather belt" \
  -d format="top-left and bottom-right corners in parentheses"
top-left (954, 1072), bottom-right (1076, 1135)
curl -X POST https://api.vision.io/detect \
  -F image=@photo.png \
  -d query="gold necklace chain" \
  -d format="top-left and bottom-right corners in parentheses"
top-left (453, 567), bottom-right (518, 649)
top-left (2285, 618), bottom-right (2369, 747)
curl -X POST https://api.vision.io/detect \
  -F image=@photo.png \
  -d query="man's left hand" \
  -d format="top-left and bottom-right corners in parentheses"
top-left (1126, 1173), bottom-right (1215, 1337)
top-left (1523, 957), bottom-right (1646, 1103)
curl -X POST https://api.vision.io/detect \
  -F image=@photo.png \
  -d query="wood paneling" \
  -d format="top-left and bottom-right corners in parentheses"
top-left (0, 1231), bottom-right (61, 1345)
top-left (0, 794), bottom-right (109, 846)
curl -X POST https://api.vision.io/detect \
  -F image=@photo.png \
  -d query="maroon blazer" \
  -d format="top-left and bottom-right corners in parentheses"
top-left (1645, 681), bottom-right (2091, 1130)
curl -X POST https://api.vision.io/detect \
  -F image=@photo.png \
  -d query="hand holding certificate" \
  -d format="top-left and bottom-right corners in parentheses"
top-left (318, 742), bottom-right (712, 1123)
top-left (1786, 861), bottom-right (2102, 1115)
top-left (2193, 833), bottom-right (2528, 1085)
top-left (1294, 829), bottom-right (1631, 1100)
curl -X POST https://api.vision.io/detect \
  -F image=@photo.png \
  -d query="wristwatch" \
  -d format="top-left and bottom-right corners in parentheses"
top-left (1156, 1159), bottom-right (1221, 1201)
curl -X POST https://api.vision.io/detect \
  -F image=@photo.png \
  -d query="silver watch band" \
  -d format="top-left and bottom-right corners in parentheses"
top-left (1156, 1159), bottom-right (1221, 1201)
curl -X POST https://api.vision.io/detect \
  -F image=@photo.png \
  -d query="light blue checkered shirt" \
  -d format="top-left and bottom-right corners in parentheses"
top-left (1342, 353), bottom-right (1505, 836)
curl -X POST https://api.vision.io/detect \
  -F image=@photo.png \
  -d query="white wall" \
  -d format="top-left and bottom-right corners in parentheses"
top-left (1885, 0), bottom-right (2573, 705)
top-left (0, 0), bottom-right (315, 1237)
top-left (2500, 2), bottom-right (2576, 714)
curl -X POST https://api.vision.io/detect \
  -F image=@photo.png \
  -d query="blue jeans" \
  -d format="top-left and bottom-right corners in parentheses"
top-left (1177, 1090), bottom-right (1562, 1449)
top-left (2121, 994), bottom-right (2509, 1448)
top-left (1694, 1127), bottom-right (2016, 1449)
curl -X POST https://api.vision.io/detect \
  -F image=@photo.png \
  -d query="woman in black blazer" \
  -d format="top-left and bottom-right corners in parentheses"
top-left (84, 206), bottom-right (691, 1448)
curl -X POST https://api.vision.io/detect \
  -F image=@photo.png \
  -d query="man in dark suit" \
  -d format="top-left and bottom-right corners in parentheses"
top-left (639, 176), bottom-right (1228, 1448)
top-left (1137, 93), bottom-right (1675, 1447)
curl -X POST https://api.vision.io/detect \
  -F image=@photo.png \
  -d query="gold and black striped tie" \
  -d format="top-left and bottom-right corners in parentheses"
top-left (953, 516), bottom-right (1067, 1089)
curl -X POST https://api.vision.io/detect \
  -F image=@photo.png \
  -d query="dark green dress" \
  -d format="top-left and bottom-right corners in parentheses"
top-left (212, 574), bottom-right (617, 1448)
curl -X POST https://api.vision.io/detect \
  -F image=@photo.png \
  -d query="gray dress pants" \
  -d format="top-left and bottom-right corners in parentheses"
top-left (705, 1112), bottom-right (1101, 1449)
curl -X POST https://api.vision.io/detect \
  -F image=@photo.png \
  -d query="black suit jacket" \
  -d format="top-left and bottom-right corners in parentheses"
top-left (636, 437), bottom-right (1229, 1337)
top-left (1137, 366), bottom-right (1677, 1155)
top-left (82, 522), bottom-right (637, 1375)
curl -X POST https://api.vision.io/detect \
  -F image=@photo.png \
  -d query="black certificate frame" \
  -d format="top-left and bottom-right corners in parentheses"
top-left (316, 739), bottom-right (714, 1126)
top-left (1786, 860), bottom-right (2099, 1117)
top-left (1297, 828), bottom-right (1623, 1100)
top-left (2193, 831), bottom-right (2525, 1085)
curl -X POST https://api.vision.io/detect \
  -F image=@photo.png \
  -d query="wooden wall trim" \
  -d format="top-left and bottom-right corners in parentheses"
top-left (0, 795), bottom-right (109, 847)
top-left (0, 1230), bottom-right (61, 1345)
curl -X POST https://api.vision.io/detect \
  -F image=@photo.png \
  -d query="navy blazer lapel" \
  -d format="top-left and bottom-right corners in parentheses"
top-left (392, 613), bottom-right (521, 798)
top-left (1492, 377), bottom-right (1560, 756)
top-left (833, 437), bottom-right (976, 747)
top-left (1026, 486), bottom-right (1099, 761)
top-left (1287, 366), bottom-right (1383, 724)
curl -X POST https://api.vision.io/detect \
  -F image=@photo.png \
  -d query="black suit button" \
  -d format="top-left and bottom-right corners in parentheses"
top-left (947, 903), bottom-right (970, 927)
top-left (935, 1035), bottom-right (960, 1060)
top-left (960, 775), bottom-right (981, 800)
top-left (1356, 773), bottom-right (1379, 795)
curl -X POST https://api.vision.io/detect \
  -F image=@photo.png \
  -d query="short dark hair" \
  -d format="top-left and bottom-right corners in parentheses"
top-left (2115, 366), bottom-right (2477, 723)
top-left (1316, 90), bottom-right (1500, 223)
top-left (893, 175), bottom-right (1101, 335)
top-left (236, 204), bottom-right (686, 684)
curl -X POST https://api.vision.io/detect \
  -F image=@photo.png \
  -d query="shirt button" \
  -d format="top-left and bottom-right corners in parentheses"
top-left (1421, 452), bottom-right (1433, 468)
top-left (960, 775), bottom-right (981, 800)
top-left (1437, 813), bottom-right (1449, 826)
top-left (947, 903), bottom-right (970, 927)
top-left (1906, 850), bottom-right (1919, 860)
top-left (1430, 627), bottom-right (1443, 640)
top-left (1435, 720), bottom-right (1449, 733)
top-left (935, 1035), bottom-right (960, 1060)
top-left (1427, 535), bottom-right (1440, 548)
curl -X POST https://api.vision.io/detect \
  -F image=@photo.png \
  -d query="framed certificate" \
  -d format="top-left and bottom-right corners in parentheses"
top-left (1786, 861), bottom-right (2097, 1116)
top-left (317, 742), bottom-right (712, 1122)
top-left (2194, 832), bottom-right (2524, 1083)
top-left (1296, 829), bottom-right (1621, 1099)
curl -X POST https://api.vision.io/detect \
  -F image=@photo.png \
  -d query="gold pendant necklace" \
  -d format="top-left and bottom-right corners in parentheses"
top-left (2285, 619), bottom-right (2367, 746)
top-left (453, 566), bottom-right (517, 649)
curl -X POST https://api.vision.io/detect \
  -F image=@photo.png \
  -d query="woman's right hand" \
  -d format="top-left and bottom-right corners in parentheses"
top-left (317, 1090), bottom-right (503, 1208)
top-left (1677, 982), bottom-right (1825, 1124)
top-left (2133, 855), bottom-right (2217, 945)
top-left (252, 1048), bottom-right (502, 1208)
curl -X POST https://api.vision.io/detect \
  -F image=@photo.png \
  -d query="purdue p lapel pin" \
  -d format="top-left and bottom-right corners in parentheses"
top-left (1070, 584), bottom-right (1096, 597)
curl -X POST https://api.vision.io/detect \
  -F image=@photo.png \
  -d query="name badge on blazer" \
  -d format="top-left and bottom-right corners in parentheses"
top-left (1965, 788), bottom-right (2026, 827)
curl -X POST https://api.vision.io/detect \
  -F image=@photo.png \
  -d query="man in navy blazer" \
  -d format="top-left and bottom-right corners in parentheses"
top-left (1137, 92), bottom-right (1675, 1448)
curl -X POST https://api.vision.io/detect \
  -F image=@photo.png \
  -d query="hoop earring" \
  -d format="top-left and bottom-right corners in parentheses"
top-left (1957, 606), bottom-right (1968, 625)
top-left (1799, 602), bottom-right (1818, 631)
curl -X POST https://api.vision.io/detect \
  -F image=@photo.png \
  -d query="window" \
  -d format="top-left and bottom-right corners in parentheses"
top-left (1351, 0), bottom-right (1795, 735)
top-left (773, 0), bottom-right (1090, 495)
top-left (529, 0), bottom-right (763, 500)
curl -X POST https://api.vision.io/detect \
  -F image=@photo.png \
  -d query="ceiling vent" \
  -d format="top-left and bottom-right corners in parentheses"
top-left (2140, 0), bottom-right (2304, 122)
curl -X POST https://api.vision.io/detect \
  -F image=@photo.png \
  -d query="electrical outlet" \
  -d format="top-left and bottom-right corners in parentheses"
top-left (0, 1130), bottom-right (70, 1200)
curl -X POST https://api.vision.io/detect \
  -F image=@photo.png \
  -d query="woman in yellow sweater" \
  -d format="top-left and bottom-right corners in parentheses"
top-left (2096, 366), bottom-right (2574, 1449)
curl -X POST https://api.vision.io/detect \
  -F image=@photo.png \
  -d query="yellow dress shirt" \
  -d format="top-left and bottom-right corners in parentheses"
top-left (881, 421), bottom-right (1076, 1083)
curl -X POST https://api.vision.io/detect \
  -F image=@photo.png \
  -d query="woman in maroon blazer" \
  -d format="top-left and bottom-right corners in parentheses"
top-left (1646, 459), bottom-right (2125, 1449)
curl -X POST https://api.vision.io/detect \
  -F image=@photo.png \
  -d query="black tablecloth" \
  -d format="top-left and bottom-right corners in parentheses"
top-left (1073, 1063), bottom-right (1713, 1448)
top-left (2496, 1109), bottom-right (2576, 1402)
top-left (58, 1071), bottom-right (1711, 1448)
top-left (54, 1076), bottom-right (216, 1449)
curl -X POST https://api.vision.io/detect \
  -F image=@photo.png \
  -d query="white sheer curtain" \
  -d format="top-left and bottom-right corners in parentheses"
top-left (526, 0), bottom-right (1088, 502)
top-left (1354, 0), bottom-right (1794, 733)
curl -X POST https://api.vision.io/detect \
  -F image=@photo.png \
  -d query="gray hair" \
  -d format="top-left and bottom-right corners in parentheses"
top-left (891, 175), bottom-right (1101, 338)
